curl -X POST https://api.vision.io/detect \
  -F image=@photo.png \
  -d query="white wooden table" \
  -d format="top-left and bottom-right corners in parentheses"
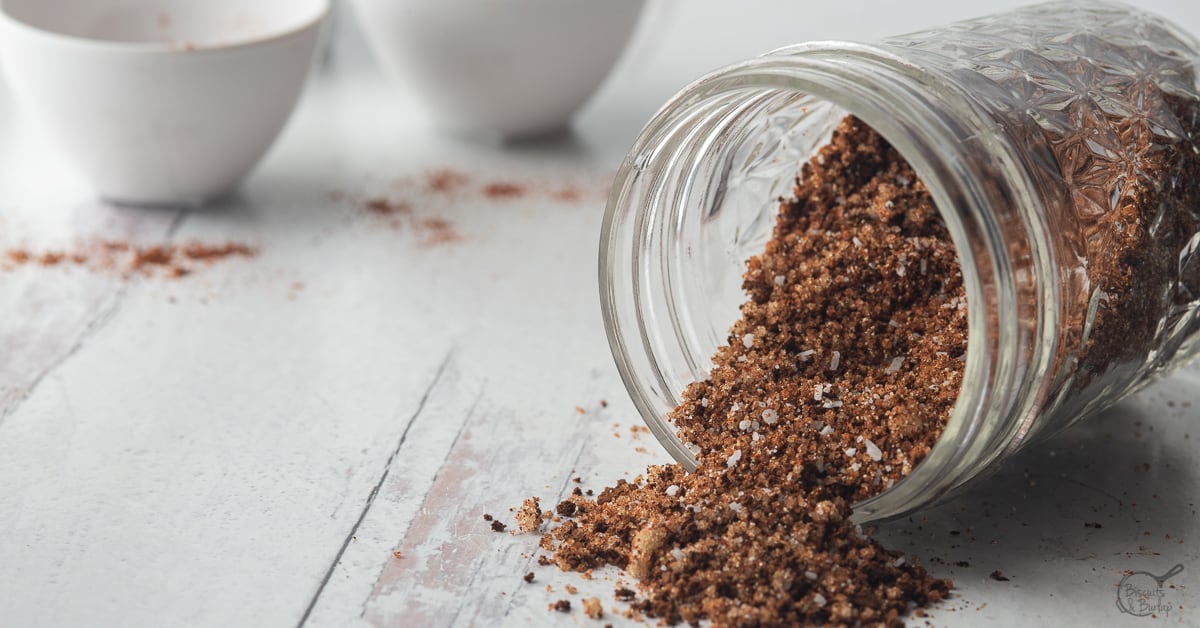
top-left (1, 2), bottom-right (1199, 626)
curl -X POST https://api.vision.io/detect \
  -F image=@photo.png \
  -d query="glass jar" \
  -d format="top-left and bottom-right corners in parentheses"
top-left (599, 0), bottom-right (1200, 522)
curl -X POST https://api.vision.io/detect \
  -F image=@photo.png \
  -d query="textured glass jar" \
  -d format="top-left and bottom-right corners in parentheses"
top-left (599, 1), bottom-right (1200, 522)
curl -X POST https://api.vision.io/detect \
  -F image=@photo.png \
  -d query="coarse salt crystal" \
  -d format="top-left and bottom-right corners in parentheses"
top-left (850, 462), bottom-right (861, 472)
top-left (729, 501), bottom-right (742, 512)
top-left (670, 548), bottom-right (685, 560)
top-left (888, 319), bottom-right (900, 328)
top-left (813, 593), bottom-right (827, 607)
top-left (774, 274), bottom-right (786, 286)
top-left (737, 355), bottom-right (748, 362)
top-left (896, 265), bottom-right (906, 277)
top-left (700, 397), bottom-right (709, 407)
top-left (742, 333), bottom-right (754, 348)
top-left (739, 419), bottom-right (752, 431)
top-left (726, 450), bottom-right (743, 467)
top-left (829, 351), bottom-right (840, 371)
top-left (761, 409), bottom-right (779, 424)
top-left (865, 439), bottom-right (883, 461)
top-left (814, 386), bottom-right (823, 402)
top-left (665, 484), bottom-right (679, 496)
top-left (798, 349), bottom-right (814, 361)
top-left (895, 175), bottom-right (911, 186)
top-left (845, 447), bottom-right (857, 457)
top-left (885, 357), bottom-right (904, 374)
top-left (893, 556), bottom-right (906, 567)
top-left (822, 400), bottom-right (843, 409)
top-left (730, 402), bottom-right (741, 411)
top-left (805, 570), bottom-right (819, 580)
top-left (820, 425), bottom-right (834, 436)
top-left (884, 200), bottom-right (895, 209)
top-left (852, 236), bottom-right (863, 248)
top-left (751, 432), bottom-right (762, 442)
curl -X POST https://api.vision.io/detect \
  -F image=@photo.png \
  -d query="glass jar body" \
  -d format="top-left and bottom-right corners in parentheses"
top-left (599, 0), bottom-right (1200, 522)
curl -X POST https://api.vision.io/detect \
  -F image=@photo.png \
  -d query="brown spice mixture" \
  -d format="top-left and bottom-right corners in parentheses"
top-left (516, 497), bottom-right (542, 533)
top-left (542, 118), bottom-right (963, 626)
top-left (2, 240), bottom-right (257, 278)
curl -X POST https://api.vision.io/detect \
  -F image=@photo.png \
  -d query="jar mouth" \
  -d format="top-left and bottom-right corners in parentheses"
top-left (600, 42), bottom-right (1055, 522)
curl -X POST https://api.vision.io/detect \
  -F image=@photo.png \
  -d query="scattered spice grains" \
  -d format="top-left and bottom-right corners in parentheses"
top-left (550, 599), bottom-right (571, 613)
top-left (1, 240), bottom-right (257, 278)
top-left (524, 572), bottom-right (536, 583)
top-left (582, 596), bottom-right (604, 619)
top-left (516, 497), bottom-right (543, 533)
top-left (490, 520), bottom-right (507, 533)
top-left (989, 570), bottom-right (1010, 582)
top-left (536, 118), bottom-right (962, 626)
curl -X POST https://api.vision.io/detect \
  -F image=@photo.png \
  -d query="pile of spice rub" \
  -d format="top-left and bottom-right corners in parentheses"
top-left (520, 117), bottom-right (967, 625)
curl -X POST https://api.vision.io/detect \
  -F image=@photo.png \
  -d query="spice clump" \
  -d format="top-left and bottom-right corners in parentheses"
top-left (543, 117), bottom-right (965, 626)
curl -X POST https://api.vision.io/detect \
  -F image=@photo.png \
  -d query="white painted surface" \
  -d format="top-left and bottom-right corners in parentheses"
top-left (0, 2), bottom-right (1198, 626)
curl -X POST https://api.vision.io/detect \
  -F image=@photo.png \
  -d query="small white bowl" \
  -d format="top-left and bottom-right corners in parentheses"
top-left (0, 0), bottom-right (330, 207)
top-left (350, 0), bottom-right (645, 140)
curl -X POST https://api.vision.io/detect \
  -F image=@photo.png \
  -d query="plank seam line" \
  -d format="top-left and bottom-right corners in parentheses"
top-left (500, 438), bottom-right (588, 620)
top-left (355, 384), bottom-right (485, 619)
top-left (296, 346), bottom-right (455, 628)
top-left (0, 210), bottom-right (187, 427)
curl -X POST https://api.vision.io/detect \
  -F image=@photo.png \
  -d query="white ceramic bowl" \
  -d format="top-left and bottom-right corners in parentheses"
top-left (350, 0), bottom-right (645, 140)
top-left (0, 0), bottom-right (329, 207)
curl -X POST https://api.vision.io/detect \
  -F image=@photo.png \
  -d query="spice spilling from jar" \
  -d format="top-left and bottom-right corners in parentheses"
top-left (532, 117), bottom-right (963, 625)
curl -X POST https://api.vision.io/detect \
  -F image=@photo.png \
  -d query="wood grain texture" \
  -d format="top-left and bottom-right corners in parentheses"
top-left (3, 3), bottom-right (1200, 624)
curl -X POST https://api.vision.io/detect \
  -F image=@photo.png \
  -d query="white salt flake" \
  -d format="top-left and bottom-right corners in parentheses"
top-left (700, 397), bottom-right (709, 408)
top-left (751, 432), bottom-right (762, 442)
top-left (798, 349), bottom-right (814, 361)
top-left (805, 570), bottom-right (819, 581)
top-left (850, 462), bottom-right (861, 472)
top-left (670, 548), bottom-right (685, 560)
top-left (742, 333), bottom-right (754, 349)
top-left (885, 356), bottom-right (905, 374)
top-left (829, 351), bottom-right (841, 371)
top-left (739, 419), bottom-right (753, 431)
top-left (761, 409), bottom-right (779, 424)
top-left (737, 355), bottom-right (748, 362)
top-left (865, 439), bottom-right (883, 462)
top-left (822, 400), bottom-right (843, 409)
top-left (893, 556), bottom-right (906, 567)
top-left (813, 386), bottom-right (823, 402)
top-left (731, 402), bottom-right (741, 411)
top-left (895, 174), bottom-right (911, 186)
top-left (888, 319), bottom-right (900, 328)
top-left (729, 501), bottom-right (742, 512)
top-left (852, 236), bottom-right (863, 248)
top-left (774, 274), bottom-right (786, 286)
top-left (896, 265), bottom-right (906, 277)
top-left (813, 593), bottom-right (827, 607)
top-left (665, 485), bottom-right (680, 497)
top-left (726, 450), bottom-right (743, 467)
top-left (820, 425), bottom-right (834, 436)
top-left (844, 447), bottom-right (857, 457)
top-left (884, 200), bottom-right (895, 209)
